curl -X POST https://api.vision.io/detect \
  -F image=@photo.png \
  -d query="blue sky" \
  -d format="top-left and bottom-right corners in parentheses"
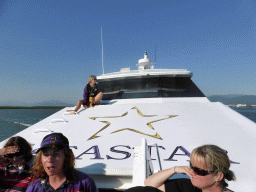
top-left (0, 0), bottom-right (256, 106)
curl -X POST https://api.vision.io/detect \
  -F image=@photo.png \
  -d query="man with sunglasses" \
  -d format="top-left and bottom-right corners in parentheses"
top-left (144, 145), bottom-right (235, 192)
top-left (0, 136), bottom-right (34, 192)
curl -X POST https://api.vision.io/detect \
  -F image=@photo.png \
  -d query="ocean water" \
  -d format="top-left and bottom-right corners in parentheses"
top-left (233, 107), bottom-right (256, 123)
top-left (0, 107), bottom-right (256, 142)
top-left (0, 109), bottom-right (60, 142)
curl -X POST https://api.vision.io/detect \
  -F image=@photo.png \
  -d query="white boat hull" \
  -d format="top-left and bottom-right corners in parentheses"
top-left (1, 97), bottom-right (255, 191)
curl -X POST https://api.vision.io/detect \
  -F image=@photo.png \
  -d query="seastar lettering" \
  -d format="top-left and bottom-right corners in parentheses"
top-left (75, 145), bottom-right (240, 164)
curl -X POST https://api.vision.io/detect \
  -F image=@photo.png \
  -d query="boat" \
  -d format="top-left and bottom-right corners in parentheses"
top-left (1, 51), bottom-right (255, 191)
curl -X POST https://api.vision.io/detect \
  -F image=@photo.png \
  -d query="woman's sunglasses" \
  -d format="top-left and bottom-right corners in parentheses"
top-left (190, 162), bottom-right (215, 176)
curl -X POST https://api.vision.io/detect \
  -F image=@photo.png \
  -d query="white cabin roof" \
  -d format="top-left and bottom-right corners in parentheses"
top-left (97, 68), bottom-right (193, 80)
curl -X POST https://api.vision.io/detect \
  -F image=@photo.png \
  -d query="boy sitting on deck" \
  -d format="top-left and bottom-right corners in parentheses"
top-left (68, 75), bottom-right (103, 114)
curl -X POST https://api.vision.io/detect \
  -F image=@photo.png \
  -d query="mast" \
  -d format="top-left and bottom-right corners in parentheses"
top-left (101, 27), bottom-right (104, 74)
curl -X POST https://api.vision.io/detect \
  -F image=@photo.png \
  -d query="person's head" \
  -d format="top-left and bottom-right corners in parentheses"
top-left (30, 133), bottom-right (76, 181)
top-left (4, 136), bottom-right (32, 166)
top-left (189, 145), bottom-right (236, 190)
top-left (88, 75), bottom-right (97, 84)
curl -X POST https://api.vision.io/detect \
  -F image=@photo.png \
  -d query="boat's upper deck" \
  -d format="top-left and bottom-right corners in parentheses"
top-left (97, 68), bottom-right (193, 80)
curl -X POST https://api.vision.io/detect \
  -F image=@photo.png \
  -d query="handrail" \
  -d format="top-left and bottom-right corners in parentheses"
top-left (133, 138), bottom-right (158, 186)
top-left (33, 129), bottom-right (54, 133)
top-left (148, 143), bottom-right (162, 171)
top-left (50, 119), bottom-right (67, 124)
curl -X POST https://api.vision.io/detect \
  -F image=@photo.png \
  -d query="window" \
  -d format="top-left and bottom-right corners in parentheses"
top-left (98, 76), bottom-right (204, 100)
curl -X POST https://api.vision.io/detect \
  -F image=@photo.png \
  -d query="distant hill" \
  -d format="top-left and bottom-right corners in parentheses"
top-left (0, 100), bottom-right (74, 107)
top-left (32, 100), bottom-right (74, 107)
top-left (207, 95), bottom-right (256, 105)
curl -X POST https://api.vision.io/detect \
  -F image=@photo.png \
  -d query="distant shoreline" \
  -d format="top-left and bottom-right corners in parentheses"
top-left (0, 106), bottom-right (66, 109)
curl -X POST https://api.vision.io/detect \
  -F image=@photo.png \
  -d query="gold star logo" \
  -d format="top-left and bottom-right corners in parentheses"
top-left (87, 106), bottom-right (177, 141)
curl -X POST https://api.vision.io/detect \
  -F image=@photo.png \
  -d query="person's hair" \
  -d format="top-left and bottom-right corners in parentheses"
top-left (30, 147), bottom-right (76, 182)
top-left (191, 144), bottom-right (236, 188)
top-left (3, 136), bottom-right (32, 164)
top-left (88, 75), bottom-right (96, 83)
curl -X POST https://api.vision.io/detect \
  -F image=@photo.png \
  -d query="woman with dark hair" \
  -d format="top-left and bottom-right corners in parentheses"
top-left (144, 144), bottom-right (236, 192)
top-left (27, 133), bottom-right (98, 192)
top-left (68, 75), bottom-right (103, 114)
top-left (0, 136), bottom-right (34, 192)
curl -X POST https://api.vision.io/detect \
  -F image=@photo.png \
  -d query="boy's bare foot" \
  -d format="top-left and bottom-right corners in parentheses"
top-left (67, 110), bottom-right (76, 112)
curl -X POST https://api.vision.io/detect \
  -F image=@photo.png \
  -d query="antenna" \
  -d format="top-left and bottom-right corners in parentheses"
top-left (101, 27), bottom-right (104, 74)
top-left (154, 46), bottom-right (157, 66)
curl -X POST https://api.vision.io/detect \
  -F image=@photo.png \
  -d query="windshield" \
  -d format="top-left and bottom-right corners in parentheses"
top-left (97, 76), bottom-right (205, 100)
